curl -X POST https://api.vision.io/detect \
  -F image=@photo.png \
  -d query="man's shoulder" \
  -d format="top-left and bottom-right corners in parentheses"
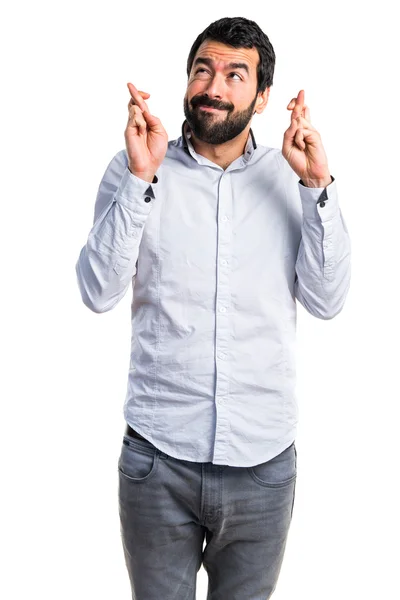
top-left (253, 143), bottom-right (282, 158)
top-left (245, 143), bottom-right (287, 172)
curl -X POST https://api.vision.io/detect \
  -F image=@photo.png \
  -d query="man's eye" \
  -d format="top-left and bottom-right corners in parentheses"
top-left (195, 68), bottom-right (208, 74)
top-left (229, 73), bottom-right (242, 80)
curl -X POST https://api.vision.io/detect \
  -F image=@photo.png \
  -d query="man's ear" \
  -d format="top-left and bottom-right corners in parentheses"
top-left (254, 87), bottom-right (270, 115)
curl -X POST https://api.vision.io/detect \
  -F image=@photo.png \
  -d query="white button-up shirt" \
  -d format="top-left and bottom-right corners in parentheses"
top-left (76, 122), bottom-right (351, 466)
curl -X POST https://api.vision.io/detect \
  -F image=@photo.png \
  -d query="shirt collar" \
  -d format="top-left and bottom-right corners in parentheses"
top-left (181, 120), bottom-right (257, 164)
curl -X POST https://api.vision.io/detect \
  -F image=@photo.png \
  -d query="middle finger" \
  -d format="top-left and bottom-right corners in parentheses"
top-left (292, 89), bottom-right (305, 119)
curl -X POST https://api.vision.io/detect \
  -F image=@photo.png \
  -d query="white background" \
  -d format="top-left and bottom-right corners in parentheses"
top-left (1, 0), bottom-right (399, 598)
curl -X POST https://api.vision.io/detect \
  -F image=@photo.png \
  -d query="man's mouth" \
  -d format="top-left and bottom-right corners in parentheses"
top-left (198, 105), bottom-right (224, 112)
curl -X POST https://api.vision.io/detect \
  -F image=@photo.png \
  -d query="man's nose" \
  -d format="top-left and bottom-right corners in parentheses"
top-left (204, 73), bottom-right (225, 99)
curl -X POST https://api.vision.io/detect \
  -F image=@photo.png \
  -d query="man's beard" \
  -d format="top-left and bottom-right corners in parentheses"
top-left (183, 92), bottom-right (258, 145)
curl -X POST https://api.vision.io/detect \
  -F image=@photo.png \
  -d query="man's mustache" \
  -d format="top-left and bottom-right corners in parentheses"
top-left (190, 95), bottom-right (234, 112)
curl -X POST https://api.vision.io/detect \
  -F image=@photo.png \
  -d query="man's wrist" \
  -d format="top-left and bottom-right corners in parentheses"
top-left (128, 165), bottom-right (156, 183)
top-left (300, 175), bottom-right (333, 188)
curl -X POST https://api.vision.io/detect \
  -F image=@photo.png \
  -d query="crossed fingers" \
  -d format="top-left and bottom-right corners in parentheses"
top-left (287, 89), bottom-right (314, 130)
top-left (127, 82), bottom-right (151, 135)
top-left (285, 90), bottom-right (320, 151)
top-left (127, 82), bottom-right (149, 110)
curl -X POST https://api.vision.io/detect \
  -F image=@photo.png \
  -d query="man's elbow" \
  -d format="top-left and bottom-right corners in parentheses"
top-left (314, 302), bottom-right (345, 320)
top-left (308, 287), bottom-right (350, 320)
top-left (297, 280), bottom-right (350, 320)
top-left (75, 262), bottom-right (117, 314)
top-left (78, 286), bottom-right (116, 314)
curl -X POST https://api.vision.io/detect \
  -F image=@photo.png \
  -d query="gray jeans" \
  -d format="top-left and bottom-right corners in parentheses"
top-left (118, 426), bottom-right (297, 600)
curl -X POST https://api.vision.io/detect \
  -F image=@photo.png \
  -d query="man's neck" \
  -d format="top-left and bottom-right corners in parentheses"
top-left (186, 124), bottom-right (251, 170)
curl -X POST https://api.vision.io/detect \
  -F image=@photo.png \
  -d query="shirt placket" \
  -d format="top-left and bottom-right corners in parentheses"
top-left (213, 171), bottom-right (233, 464)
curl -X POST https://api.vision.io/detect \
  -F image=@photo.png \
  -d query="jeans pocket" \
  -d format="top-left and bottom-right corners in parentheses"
top-left (247, 442), bottom-right (297, 488)
top-left (118, 436), bottom-right (159, 483)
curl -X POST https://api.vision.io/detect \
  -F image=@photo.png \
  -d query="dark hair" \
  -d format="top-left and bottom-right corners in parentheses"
top-left (186, 17), bottom-right (276, 93)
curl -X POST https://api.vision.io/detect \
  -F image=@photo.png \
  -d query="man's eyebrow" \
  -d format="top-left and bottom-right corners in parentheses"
top-left (226, 62), bottom-right (249, 74)
top-left (193, 57), bottom-right (249, 74)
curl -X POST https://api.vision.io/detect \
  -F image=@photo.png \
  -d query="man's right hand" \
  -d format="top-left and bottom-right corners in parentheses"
top-left (124, 82), bottom-right (168, 183)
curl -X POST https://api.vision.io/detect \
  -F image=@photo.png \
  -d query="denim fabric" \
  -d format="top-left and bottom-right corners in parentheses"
top-left (118, 426), bottom-right (297, 599)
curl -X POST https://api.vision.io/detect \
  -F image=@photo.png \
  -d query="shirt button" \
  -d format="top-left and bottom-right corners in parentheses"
top-left (221, 216), bottom-right (228, 222)
top-left (319, 201), bottom-right (326, 208)
top-left (219, 306), bottom-right (226, 313)
top-left (218, 352), bottom-right (226, 360)
top-left (221, 259), bottom-right (228, 266)
top-left (217, 397), bottom-right (226, 405)
top-left (144, 196), bottom-right (151, 203)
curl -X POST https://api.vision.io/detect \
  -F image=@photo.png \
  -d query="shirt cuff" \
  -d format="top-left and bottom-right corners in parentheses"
top-left (114, 168), bottom-right (157, 213)
top-left (298, 175), bottom-right (338, 221)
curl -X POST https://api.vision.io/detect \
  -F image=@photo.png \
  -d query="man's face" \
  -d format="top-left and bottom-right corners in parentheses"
top-left (184, 40), bottom-right (268, 145)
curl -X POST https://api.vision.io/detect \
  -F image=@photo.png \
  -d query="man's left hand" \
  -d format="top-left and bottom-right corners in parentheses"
top-left (282, 90), bottom-right (331, 188)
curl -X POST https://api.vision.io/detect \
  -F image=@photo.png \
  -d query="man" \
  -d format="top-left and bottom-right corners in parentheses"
top-left (76, 16), bottom-right (351, 600)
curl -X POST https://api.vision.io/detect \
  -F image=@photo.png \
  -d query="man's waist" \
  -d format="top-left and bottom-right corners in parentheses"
top-left (125, 423), bottom-right (146, 440)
